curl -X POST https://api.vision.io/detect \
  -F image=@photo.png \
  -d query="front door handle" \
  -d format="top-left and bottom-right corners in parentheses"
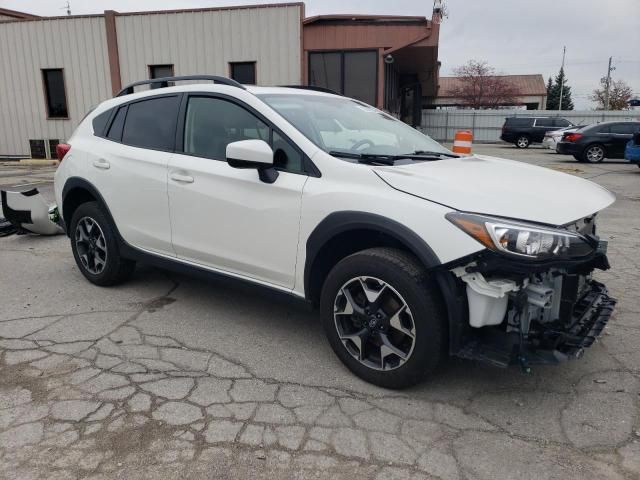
top-left (170, 173), bottom-right (194, 184)
top-left (93, 159), bottom-right (110, 170)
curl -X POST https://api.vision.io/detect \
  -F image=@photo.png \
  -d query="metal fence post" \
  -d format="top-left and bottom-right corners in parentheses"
top-left (445, 111), bottom-right (449, 143)
top-left (472, 111), bottom-right (476, 140)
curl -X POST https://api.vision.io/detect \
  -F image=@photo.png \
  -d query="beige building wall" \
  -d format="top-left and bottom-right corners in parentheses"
top-left (0, 16), bottom-right (111, 157)
top-left (0, 4), bottom-right (303, 158)
top-left (115, 5), bottom-right (302, 89)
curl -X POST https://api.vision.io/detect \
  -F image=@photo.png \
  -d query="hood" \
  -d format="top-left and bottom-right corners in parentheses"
top-left (374, 155), bottom-right (615, 225)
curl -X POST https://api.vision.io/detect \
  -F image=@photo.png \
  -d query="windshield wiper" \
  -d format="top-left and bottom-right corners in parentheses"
top-left (329, 150), bottom-right (458, 165)
top-left (328, 151), bottom-right (398, 165)
top-left (408, 150), bottom-right (460, 158)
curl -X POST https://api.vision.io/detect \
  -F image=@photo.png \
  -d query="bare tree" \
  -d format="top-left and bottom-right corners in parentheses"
top-left (449, 60), bottom-right (520, 109)
top-left (591, 78), bottom-right (633, 110)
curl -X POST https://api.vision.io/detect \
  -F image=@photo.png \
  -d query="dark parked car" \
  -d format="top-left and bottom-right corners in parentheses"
top-left (556, 121), bottom-right (640, 163)
top-left (500, 116), bottom-right (573, 148)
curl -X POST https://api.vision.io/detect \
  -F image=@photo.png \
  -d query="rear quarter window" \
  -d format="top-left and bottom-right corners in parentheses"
top-left (581, 124), bottom-right (609, 134)
top-left (92, 109), bottom-right (112, 137)
top-left (611, 123), bottom-right (638, 134)
top-left (554, 118), bottom-right (572, 127)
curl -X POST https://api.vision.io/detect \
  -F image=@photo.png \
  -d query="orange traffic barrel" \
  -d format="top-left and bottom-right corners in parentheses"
top-left (452, 130), bottom-right (473, 155)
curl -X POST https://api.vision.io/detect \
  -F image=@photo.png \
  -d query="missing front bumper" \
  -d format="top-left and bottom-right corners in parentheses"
top-left (454, 280), bottom-right (616, 368)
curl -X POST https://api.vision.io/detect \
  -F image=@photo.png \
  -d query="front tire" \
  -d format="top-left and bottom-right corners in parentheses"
top-left (515, 135), bottom-right (530, 148)
top-left (582, 144), bottom-right (605, 163)
top-left (69, 202), bottom-right (135, 286)
top-left (320, 248), bottom-right (446, 389)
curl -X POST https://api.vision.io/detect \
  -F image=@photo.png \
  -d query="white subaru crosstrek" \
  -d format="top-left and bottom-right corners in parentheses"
top-left (54, 76), bottom-right (617, 388)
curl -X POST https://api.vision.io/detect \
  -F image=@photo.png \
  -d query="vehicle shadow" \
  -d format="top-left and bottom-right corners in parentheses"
top-left (129, 263), bottom-right (608, 399)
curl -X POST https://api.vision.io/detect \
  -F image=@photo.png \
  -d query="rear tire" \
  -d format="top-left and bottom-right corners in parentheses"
top-left (582, 144), bottom-right (606, 163)
top-left (320, 247), bottom-right (446, 389)
top-left (515, 135), bottom-right (530, 148)
top-left (69, 202), bottom-right (135, 286)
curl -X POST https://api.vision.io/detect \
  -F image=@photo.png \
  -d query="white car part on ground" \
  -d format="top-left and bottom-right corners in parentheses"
top-left (0, 188), bottom-right (63, 235)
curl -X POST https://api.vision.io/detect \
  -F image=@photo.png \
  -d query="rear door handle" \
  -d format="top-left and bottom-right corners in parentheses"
top-left (93, 159), bottom-right (110, 170)
top-left (170, 173), bottom-right (194, 184)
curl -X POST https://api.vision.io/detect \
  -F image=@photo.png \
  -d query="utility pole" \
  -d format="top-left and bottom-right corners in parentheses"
top-left (604, 56), bottom-right (615, 110)
top-left (557, 46), bottom-right (566, 111)
top-left (62, 1), bottom-right (71, 16)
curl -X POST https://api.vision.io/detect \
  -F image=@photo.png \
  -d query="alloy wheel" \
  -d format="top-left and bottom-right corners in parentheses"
top-left (333, 276), bottom-right (416, 371)
top-left (75, 217), bottom-right (108, 275)
top-left (516, 136), bottom-right (529, 148)
top-left (586, 145), bottom-right (604, 162)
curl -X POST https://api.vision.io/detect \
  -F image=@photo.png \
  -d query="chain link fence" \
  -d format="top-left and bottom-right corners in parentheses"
top-left (419, 109), bottom-right (640, 143)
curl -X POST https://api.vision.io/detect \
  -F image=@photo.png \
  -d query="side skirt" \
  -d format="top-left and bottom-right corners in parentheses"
top-left (119, 241), bottom-right (315, 313)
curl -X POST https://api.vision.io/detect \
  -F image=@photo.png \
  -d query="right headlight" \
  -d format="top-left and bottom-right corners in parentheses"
top-left (446, 212), bottom-right (595, 260)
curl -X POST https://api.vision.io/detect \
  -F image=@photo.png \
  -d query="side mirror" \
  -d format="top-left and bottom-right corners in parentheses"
top-left (226, 139), bottom-right (279, 184)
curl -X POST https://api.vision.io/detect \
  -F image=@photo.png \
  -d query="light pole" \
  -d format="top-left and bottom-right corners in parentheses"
top-left (604, 56), bottom-right (615, 111)
top-left (558, 46), bottom-right (565, 111)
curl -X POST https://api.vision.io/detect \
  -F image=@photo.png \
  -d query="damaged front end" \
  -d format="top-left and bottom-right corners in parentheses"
top-left (443, 212), bottom-right (616, 370)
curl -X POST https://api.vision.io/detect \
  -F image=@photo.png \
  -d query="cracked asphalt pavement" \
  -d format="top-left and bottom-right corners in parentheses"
top-left (0, 146), bottom-right (639, 479)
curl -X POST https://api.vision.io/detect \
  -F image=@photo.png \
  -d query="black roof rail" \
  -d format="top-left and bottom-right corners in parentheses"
top-left (116, 75), bottom-right (246, 97)
top-left (280, 85), bottom-right (341, 96)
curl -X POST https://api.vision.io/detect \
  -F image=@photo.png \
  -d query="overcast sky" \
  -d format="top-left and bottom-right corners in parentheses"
top-left (4, 0), bottom-right (639, 108)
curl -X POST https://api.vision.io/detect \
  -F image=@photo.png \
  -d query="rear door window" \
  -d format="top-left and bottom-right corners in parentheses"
top-left (121, 95), bottom-right (181, 150)
top-left (534, 118), bottom-right (554, 127)
top-left (506, 118), bottom-right (531, 127)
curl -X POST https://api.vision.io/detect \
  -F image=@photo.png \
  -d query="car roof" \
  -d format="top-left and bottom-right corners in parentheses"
top-left (586, 120), bottom-right (639, 126)
top-left (94, 83), bottom-right (341, 115)
top-left (120, 84), bottom-right (338, 101)
top-left (505, 116), bottom-right (563, 119)
top-left (246, 86), bottom-right (338, 97)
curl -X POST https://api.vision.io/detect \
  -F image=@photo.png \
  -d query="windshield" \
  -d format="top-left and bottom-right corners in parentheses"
top-left (258, 94), bottom-right (451, 157)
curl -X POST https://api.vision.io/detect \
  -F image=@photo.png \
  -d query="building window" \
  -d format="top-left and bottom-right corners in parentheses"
top-left (149, 64), bottom-right (174, 89)
top-left (29, 139), bottom-right (46, 159)
top-left (309, 51), bottom-right (378, 106)
top-left (42, 69), bottom-right (68, 118)
top-left (230, 62), bottom-right (256, 85)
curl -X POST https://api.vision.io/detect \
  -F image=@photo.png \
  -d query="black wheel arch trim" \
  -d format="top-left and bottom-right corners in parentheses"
top-left (304, 211), bottom-right (442, 300)
top-left (61, 177), bottom-right (132, 250)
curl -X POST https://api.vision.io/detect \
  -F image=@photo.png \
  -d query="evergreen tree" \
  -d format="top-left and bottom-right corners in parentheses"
top-left (545, 76), bottom-right (553, 109)
top-left (546, 67), bottom-right (574, 110)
